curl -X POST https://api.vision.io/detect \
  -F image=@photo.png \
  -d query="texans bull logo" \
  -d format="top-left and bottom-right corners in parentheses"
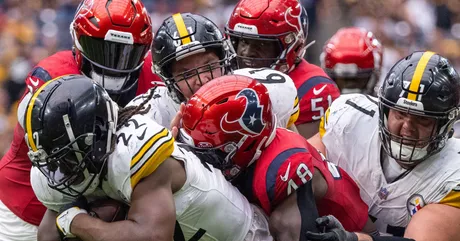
top-left (220, 88), bottom-right (266, 136)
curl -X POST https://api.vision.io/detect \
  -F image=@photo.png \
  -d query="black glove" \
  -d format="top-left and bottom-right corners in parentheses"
top-left (306, 215), bottom-right (358, 241)
top-left (56, 196), bottom-right (89, 240)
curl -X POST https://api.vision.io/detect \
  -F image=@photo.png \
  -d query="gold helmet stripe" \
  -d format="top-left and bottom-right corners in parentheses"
top-left (25, 75), bottom-right (68, 151)
top-left (172, 13), bottom-right (192, 45)
top-left (407, 51), bottom-right (436, 101)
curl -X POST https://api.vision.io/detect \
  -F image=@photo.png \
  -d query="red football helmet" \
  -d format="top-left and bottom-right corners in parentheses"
top-left (71, 0), bottom-right (153, 94)
top-left (320, 27), bottom-right (383, 94)
top-left (180, 75), bottom-right (276, 179)
top-left (225, 0), bottom-right (309, 73)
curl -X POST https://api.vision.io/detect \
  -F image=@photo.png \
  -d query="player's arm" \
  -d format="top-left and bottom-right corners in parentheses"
top-left (296, 121), bottom-right (320, 139)
top-left (37, 209), bottom-right (60, 241)
top-left (70, 157), bottom-right (179, 241)
top-left (404, 203), bottom-right (460, 241)
top-left (307, 133), bottom-right (326, 155)
top-left (269, 171), bottom-right (321, 241)
top-left (266, 151), bottom-right (323, 241)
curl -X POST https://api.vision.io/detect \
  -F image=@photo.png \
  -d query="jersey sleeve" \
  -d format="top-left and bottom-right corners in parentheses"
top-left (319, 94), bottom-right (378, 165)
top-left (108, 115), bottom-right (175, 202)
top-left (233, 68), bottom-right (299, 129)
top-left (127, 86), bottom-right (179, 129)
top-left (287, 96), bottom-right (300, 128)
top-left (18, 67), bottom-right (55, 129)
top-left (127, 120), bottom-right (175, 188)
top-left (295, 76), bottom-right (340, 125)
top-left (439, 184), bottom-right (460, 208)
top-left (254, 147), bottom-right (316, 214)
top-left (30, 167), bottom-right (71, 212)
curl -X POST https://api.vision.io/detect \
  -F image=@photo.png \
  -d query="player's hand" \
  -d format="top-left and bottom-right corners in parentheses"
top-left (306, 215), bottom-right (358, 241)
top-left (170, 103), bottom-right (185, 138)
top-left (56, 196), bottom-right (89, 240)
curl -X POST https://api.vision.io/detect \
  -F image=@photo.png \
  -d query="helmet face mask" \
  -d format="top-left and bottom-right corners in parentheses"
top-left (152, 13), bottom-right (235, 103)
top-left (166, 50), bottom-right (229, 102)
top-left (71, 0), bottom-right (153, 95)
top-left (29, 133), bottom-right (104, 197)
top-left (378, 51), bottom-right (460, 167)
top-left (228, 34), bottom-right (284, 70)
top-left (25, 75), bottom-right (118, 197)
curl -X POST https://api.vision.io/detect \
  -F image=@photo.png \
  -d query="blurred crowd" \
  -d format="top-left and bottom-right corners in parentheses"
top-left (0, 0), bottom-right (458, 155)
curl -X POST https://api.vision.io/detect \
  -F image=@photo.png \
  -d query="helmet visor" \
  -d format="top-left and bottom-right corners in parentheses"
top-left (79, 35), bottom-right (149, 71)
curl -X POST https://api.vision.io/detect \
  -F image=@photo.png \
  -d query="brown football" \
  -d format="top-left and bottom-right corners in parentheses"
top-left (88, 198), bottom-right (129, 222)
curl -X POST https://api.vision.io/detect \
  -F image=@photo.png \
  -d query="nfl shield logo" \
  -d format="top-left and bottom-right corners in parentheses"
top-left (378, 187), bottom-right (389, 200)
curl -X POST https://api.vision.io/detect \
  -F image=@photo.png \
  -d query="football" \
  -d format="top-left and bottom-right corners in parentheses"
top-left (88, 198), bottom-right (129, 222)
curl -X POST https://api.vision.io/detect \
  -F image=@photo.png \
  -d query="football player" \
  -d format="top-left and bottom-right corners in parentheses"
top-left (179, 75), bottom-right (375, 241)
top-left (225, 0), bottom-right (340, 138)
top-left (310, 51), bottom-right (460, 240)
top-left (320, 27), bottom-right (383, 95)
top-left (27, 75), bottom-right (272, 241)
top-left (0, 0), bottom-right (159, 240)
top-left (131, 13), bottom-right (299, 131)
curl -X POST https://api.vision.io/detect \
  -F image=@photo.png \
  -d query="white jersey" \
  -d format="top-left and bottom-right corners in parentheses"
top-left (320, 94), bottom-right (460, 235)
top-left (31, 114), bottom-right (271, 241)
top-left (128, 69), bottom-right (299, 130)
top-left (128, 85), bottom-right (180, 128)
top-left (233, 68), bottom-right (299, 128)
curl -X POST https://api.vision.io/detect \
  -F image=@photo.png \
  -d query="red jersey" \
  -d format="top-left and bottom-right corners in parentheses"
top-left (0, 50), bottom-right (160, 225)
top-left (238, 128), bottom-right (368, 232)
top-left (289, 59), bottom-right (340, 125)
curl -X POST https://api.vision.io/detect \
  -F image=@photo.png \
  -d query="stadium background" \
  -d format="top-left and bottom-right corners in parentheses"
top-left (0, 0), bottom-right (458, 155)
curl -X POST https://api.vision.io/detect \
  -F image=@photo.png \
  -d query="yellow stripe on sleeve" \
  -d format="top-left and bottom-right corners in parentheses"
top-left (130, 128), bottom-right (175, 187)
top-left (319, 107), bottom-right (331, 138)
top-left (287, 97), bottom-right (300, 128)
top-left (439, 188), bottom-right (460, 209)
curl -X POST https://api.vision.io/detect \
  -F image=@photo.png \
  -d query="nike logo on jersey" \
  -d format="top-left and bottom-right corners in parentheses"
top-left (313, 85), bottom-right (327, 95)
top-left (29, 77), bottom-right (40, 87)
top-left (280, 162), bottom-right (291, 182)
top-left (137, 127), bottom-right (147, 140)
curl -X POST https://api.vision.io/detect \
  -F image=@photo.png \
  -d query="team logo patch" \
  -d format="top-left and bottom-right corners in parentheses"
top-left (220, 88), bottom-right (266, 136)
top-left (407, 194), bottom-right (425, 216)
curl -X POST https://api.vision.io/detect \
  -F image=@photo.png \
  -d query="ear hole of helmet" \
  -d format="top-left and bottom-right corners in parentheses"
top-left (243, 140), bottom-right (256, 152)
top-left (89, 17), bottom-right (99, 28)
top-left (216, 98), bottom-right (229, 105)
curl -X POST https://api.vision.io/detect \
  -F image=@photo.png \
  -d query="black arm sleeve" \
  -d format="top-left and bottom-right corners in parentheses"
top-left (297, 182), bottom-right (320, 241)
top-left (371, 236), bottom-right (415, 241)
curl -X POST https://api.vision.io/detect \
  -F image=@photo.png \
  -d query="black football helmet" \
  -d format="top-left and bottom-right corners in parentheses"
top-left (379, 51), bottom-right (460, 166)
top-left (24, 75), bottom-right (118, 197)
top-left (152, 12), bottom-right (235, 103)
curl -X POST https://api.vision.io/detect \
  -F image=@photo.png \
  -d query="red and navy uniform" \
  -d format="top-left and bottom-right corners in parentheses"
top-left (289, 59), bottom-right (340, 125)
top-left (0, 50), bottom-right (160, 226)
top-left (236, 128), bottom-right (368, 232)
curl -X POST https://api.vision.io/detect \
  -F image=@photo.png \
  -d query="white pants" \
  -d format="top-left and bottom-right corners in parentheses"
top-left (0, 199), bottom-right (38, 241)
top-left (244, 204), bottom-right (273, 241)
